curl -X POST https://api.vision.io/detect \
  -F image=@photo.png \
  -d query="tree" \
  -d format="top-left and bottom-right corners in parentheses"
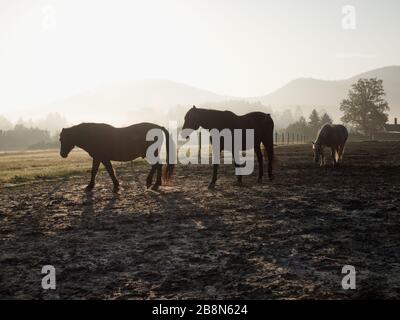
top-left (308, 109), bottom-right (321, 132)
top-left (340, 78), bottom-right (389, 138)
top-left (320, 113), bottom-right (333, 125)
top-left (286, 116), bottom-right (307, 134)
top-left (0, 115), bottom-right (13, 131)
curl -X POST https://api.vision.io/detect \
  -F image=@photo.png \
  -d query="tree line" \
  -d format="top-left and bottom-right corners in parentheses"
top-left (284, 109), bottom-right (333, 139)
top-left (0, 78), bottom-right (392, 150)
top-left (284, 77), bottom-right (390, 140)
top-left (0, 125), bottom-right (58, 151)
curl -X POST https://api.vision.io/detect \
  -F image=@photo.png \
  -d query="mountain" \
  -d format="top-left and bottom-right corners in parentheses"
top-left (45, 79), bottom-right (230, 125)
top-left (255, 66), bottom-right (400, 119)
top-left (42, 66), bottom-right (399, 126)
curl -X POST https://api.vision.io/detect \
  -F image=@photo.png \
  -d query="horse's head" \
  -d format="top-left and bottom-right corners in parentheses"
top-left (59, 128), bottom-right (75, 158)
top-left (182, 106), bottom-right (201, 133)
top-left (312, 141), bottom-right (323, 163)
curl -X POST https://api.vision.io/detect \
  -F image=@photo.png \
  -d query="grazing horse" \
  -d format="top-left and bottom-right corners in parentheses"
top-left (182, 106), bottom-right (274, 188)
top-left (312, 124), bottom-right (348, 167)
top-left (59, 122), bottom-right (174, 192)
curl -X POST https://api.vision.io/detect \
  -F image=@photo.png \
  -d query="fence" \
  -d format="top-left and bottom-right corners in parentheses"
top-left (194, 131), bottom-right (309, 147)
top-left (274, 132), bottom-right (308, 145)
top-left (192, 132), bottom-right (309, 158)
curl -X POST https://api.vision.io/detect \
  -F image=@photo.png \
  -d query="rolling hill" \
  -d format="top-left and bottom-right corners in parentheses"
top-left (44, 79), bottom-right (230, 125)
top-left (255, 66), bottom-right (400, 118)
top-left (42, 66), bottom-right (399, 126)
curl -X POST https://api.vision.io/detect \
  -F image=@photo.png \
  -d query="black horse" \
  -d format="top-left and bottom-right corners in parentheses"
top-left (182, 106), bottom-right (274, 188)
top-left (60, 122), bottom-right (174, 192)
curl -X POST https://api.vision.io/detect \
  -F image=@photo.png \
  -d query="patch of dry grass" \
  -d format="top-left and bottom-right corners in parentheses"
top-left (0, 149), bottom-right (93, 185)
top-left (0, 149), bottom-right (148, 186)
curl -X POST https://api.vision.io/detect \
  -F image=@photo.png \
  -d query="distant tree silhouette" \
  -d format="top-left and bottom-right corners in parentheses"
top-left (0, 115), bottom-right (13, 131)
top-left (284, 110), bottom-right (334, 139)
top-left (0, 125), bottom-right (53, 150)
top-left (340, 78), bottom-right (389, 138)
top-left (321, 113), bottom-right (333, 125)
top-left (286, 116), bottom-right (308, 135)
top-left (308, 109), bottom-right (321, 131)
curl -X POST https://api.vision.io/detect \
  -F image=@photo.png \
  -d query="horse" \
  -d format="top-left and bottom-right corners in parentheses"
top-left (59, 122), bottom-right (174, 192)
top-left (182, 106), bottom-right (274, 188)
top-left (312, 124), bottom-right (348, 167)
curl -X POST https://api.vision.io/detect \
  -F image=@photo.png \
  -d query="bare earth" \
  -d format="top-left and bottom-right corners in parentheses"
top-left (1, 141), bottom-right (399, 299)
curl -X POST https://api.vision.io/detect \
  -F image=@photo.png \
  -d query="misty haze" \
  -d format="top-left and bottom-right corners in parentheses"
top-left (1, 0), bottom-right (400, 303)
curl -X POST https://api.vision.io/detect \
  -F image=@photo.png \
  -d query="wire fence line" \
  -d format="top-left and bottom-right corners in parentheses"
top-left (274, 132), bottom-right (309, 145)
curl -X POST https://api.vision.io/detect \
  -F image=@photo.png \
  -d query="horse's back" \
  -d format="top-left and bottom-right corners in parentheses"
top-left (74, 122), bottom-right (163, 161)
top-left (237, 112), bottom-right (273, 130)
top-left (318, 124), bottom-right (348, 146)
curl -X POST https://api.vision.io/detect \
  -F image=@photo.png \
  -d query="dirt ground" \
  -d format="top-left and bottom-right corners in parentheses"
top-left (1, 141), bottom-right (399, 299)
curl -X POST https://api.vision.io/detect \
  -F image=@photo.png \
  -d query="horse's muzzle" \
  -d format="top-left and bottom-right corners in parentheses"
top-left (60, 152), bottom-right (68, 158)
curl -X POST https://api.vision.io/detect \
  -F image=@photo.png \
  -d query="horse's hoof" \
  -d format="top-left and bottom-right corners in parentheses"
top-left (113, 186), bottom-right (120, 193)
top-left (268, 175), bottom-right (274, 181)
top-left (257, 178), bottom-right (262, 184)
top-left (85, 185), bottom-right (94, 192)
top-left (151, 184), bottom-right (160, 191)
top-left (208, 183), bottom-right (216, 190)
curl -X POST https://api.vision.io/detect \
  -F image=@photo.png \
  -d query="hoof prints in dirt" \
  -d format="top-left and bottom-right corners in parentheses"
top-left (0, 141), bottom-right (400, 299)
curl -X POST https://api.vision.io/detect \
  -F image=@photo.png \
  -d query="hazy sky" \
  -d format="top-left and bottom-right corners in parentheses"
top-left (1, 0), bottom-right (399, 114)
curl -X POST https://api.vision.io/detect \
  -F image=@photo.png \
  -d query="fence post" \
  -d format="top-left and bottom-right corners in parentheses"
top-left (287, 132), bottom-right (290, 145)
top-left (282, 132), bottom-right (284, 144)
top-left (275, 132), bottom-right (278, 145)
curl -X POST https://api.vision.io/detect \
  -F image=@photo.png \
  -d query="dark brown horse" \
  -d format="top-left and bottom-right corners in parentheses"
top-left (182, 106), bottom-right (274, 188)
top-left (60, 122), bottom-right (174, 192)
top-left (313, 124), bottom-right (348, 167)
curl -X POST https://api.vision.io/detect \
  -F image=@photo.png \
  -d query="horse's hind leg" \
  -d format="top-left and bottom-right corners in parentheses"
top-left (209, 164), bottom-right (219, 189)
top-left (86, 159), bottom-right (100, 192)
top-left (255, 144), bottom-right (263, 183)
top-left (262, 141), bottom-right (274, 181)
top-left (151, 164), bottom-right (162, 191)
top-left (102, 160), bottom-right (120, 192)
top-left (146, 165), bottom-right (157, 189)
top-left (331, 147), bottom-right (337, 167)
top-left (233, 160), bottom-right (245, 186)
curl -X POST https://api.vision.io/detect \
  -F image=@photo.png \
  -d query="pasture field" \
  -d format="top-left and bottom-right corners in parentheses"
top-left (0, 141), bottom-right (399, 299)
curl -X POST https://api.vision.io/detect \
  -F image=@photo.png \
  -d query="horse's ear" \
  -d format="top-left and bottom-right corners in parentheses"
top-left (192, 105), bottom-right (196, 109)
top-left (311, 141), bottom-right (315, 145)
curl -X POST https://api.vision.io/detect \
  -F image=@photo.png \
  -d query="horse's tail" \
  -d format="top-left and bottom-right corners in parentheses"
top-left (161, 126), bottom-right (175, 184)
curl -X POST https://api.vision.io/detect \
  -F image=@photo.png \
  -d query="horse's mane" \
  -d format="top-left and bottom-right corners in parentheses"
top-left (195, 108), bottom-right (237, 117)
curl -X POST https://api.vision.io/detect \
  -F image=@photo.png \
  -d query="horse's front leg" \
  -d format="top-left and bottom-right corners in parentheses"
top-left (146, 164), bottom-right (157, 189)
top-left (102, 160), bottom-right (120, 192)
top-left (209, 164), bottom-right (219, 189)
top-left (151, 164), bottom-right (162, 190)
top-left (86, 159), bottom-right (100, 192)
